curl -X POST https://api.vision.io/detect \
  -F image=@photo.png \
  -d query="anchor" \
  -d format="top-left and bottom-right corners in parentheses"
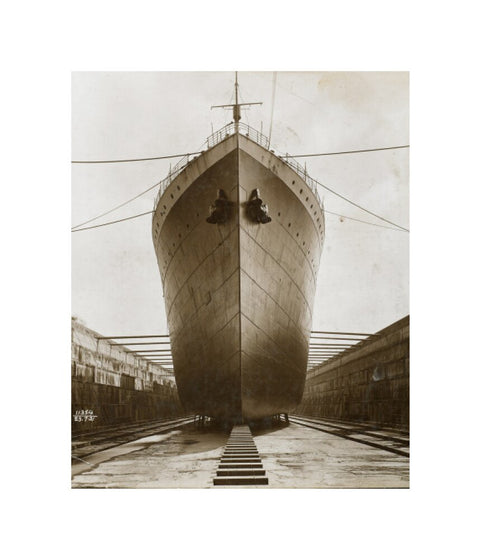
top-left (206, 189), bottom-right (232, 224)
top-left (247, 188), bottom-right (272, 223)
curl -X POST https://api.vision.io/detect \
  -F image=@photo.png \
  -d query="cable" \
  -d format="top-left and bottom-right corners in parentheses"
top-left (71, 151), bottom-right (202, 164)
top-left (71, 206), bottom-right (405, 235)
top-left (268, 72), bottom-right (277, 148)
top-left (72, 144), bottom-right (408, 165)
top-left (324, 209), bottom-right (408, 232)
top-left (255, 73), bottom-right (315, 106)
top-left (71, 179), bottom-right (161, 230)
top-left (72, 143), bottom-right (408, 234)
top-left (313, 177), bottom-right (409, 232)
top-left (71, 211), bottom-right (154, 232)
top-left (283, 145), bottom-right (409, 158)
top-left (238, 86), bottom-right (250, 126)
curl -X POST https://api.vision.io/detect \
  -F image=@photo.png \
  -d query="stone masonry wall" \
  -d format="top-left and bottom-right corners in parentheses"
top-left (71, 318), bottom-right (184, 433)
top-left (296, 316), bottom-right (409, 429)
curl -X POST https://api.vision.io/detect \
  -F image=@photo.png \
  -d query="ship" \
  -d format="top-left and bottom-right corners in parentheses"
top-left (152, 76), bottom-right (325, 422)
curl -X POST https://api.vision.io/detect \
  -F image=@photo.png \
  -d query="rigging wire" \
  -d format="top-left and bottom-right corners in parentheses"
top-left (71, 211), bottom-right (154, 233)
top-left (71, 151), bottom-right (202, 164)
top-left (70, 145), bottom-right (408, 165)
top-left (283, 145), bottom-right (409, 158)
top-left (313, 176), bottom-right (409, 232)
top-left (238, 85), bottom-right (250, 126)
top-left (255, 72), bottom-right (315, 106)
top-left (71, 165), bottom-right (408, 234)
top-left (71, 178), bottom-right (161, 230)
top-left (71, 156), bottom-right (408, 233)
top-left (71, 205), bottom-right (406, 235)
top-left (268, 72), bottom-right (277, 148)
top-left (323, 209), bottom-right (408, 232)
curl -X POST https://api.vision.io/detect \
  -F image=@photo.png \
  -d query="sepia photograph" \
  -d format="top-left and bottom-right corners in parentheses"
top-left (71, 71), bottom-right (409, 489)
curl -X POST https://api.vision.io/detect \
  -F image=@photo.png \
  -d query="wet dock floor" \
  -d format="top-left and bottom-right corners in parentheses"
top-left (71, 422), bottom-right (408, 489)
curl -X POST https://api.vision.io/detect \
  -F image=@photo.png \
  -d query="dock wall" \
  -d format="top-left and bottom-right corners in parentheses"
top-left (296, 316), bottom-right (409, 428)
top-left (71, 318), bottom-right (184, 433)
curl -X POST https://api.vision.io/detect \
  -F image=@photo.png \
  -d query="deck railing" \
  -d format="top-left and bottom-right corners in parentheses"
top-left (153, 122), bottom-right (324, 212)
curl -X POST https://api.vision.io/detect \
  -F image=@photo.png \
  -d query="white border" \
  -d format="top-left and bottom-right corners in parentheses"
top-left (5, 1), bottom-right (478, 557)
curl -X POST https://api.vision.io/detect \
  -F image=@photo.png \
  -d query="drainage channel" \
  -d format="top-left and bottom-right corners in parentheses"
top-left (213, 425), bottom-right (269, 486)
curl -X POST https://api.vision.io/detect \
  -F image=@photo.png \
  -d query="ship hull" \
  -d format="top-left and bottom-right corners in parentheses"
top-left (152, 133), bottom-right (324, 421)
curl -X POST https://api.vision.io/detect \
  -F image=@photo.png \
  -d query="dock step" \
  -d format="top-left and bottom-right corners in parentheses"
top-left (213, 425), bottom-right (268, 487)
top-left (214, 476), bottom-right (269, 486)
top-left (216, 469), bottom-right (265, 476)
top-left (220, 458), bottom-right (262, 463)
top-left (218, 463), bottom-right (262, 469)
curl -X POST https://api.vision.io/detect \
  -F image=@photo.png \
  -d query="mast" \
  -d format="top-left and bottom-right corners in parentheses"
top-left (211, 71), bottom-right (262, 133)
top-left (233, 71), bottom-right (240, 130)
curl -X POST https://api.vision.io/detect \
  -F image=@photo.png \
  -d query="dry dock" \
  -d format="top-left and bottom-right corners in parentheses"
top-left (71, 419), bottom-right (408, 489)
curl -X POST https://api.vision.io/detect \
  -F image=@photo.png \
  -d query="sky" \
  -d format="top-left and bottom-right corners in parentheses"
top-left (72, 71), bottom-right (409, 337)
